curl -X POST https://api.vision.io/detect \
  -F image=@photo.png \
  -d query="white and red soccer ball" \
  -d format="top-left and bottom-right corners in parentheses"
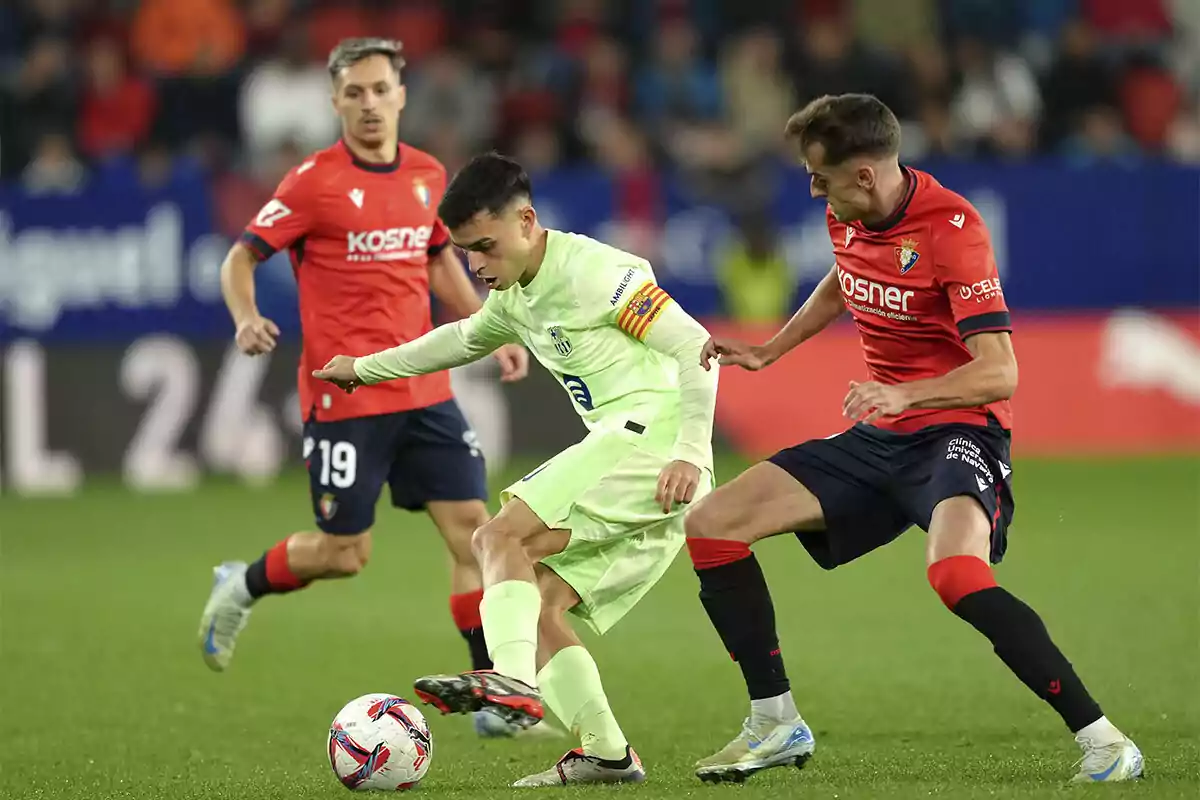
top-left (328, 694), bottom-right (433, 791)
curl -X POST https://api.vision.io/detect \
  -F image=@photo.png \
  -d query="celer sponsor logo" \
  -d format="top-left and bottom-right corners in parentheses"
top-left (958, 277), bottom-right (1003, 302)
top-left (610, 268), bottom-right (637, 305)
top-left (346, 226), bottom-right (433, 262)
top-left (837, 265), bottom-right (917, 322)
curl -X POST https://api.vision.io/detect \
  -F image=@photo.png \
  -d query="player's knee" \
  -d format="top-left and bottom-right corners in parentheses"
top-left (470, 522), bottom-right (509, 560)
top-left (683, 498), bottom-right (727, 541)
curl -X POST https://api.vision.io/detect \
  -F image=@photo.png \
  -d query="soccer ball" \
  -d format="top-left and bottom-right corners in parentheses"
top-left (328, 693), bottom-right (433, 791)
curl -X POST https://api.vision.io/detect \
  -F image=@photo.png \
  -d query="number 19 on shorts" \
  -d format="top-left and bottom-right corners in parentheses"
top-left (304, 437), bottom-right (357, 488)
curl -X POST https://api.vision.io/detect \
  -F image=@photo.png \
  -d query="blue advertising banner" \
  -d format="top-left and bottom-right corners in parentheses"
top-left (2, 161), bottom-right (1197, 342)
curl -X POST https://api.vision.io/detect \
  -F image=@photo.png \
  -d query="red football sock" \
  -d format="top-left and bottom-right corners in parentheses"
top-left (264, 538), bottom-right (307, 591)
top-left (927, 555), bottom-right (997, 610)
top-left (450, 589), bottom-right (491, 670)
top-left (687, 537), bottom-right (753, 570)
top-left (449, 589), bottom-right (485, 632)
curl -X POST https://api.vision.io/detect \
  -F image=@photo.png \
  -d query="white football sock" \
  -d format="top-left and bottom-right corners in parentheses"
top-left (1074, 715), bottom-right (1123, 747)
top-left (480, 580), bottom-right (541, 687)
top-left (538, 645), bottom-right (628, 761)
top-left (750, 690), bottom-right (800, 723)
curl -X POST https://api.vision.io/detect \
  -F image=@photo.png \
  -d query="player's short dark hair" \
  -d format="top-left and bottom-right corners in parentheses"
top-left (327, 37), bottom-right (405, 83)
top-left (785, 94), bottom-right (901, 166)
top-left (438, 153), bottom-right (533, 230)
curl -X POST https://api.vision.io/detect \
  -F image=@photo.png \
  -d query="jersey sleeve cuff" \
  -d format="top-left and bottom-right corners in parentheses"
top-left (240, 231), bottom-right (278, 260)
top-left (426, 240), bottom-right (450, 257)
top-left (957, 310), bottom-right (1011, 339)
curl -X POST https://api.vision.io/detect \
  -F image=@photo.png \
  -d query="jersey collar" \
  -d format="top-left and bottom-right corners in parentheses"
top-left (862, 166), bottom-right (916, 233)
top-left (339, 139), bottom-right (402, 173)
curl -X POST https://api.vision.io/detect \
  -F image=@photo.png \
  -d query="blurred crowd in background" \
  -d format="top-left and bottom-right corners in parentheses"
top-left (2, 0), bottom-right (1198, 241)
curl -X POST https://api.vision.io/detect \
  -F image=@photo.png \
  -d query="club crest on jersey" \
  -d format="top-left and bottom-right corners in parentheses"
top-left (412, 179), bottom-right (431, 208)
top-left (895, 237), bottom-right (921, 274)
top-left (547, 326), bottom-right (572, 357)
top-left (319, 493), bottom-right (337, 520)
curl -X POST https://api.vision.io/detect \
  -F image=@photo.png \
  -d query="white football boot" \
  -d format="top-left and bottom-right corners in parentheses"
top-left (1071, 736), bottom-right (1144, 783)
top-left (197, 561), bottom-right (252, 672)
top-left (472, 708), bottom-right (566, 739)
top-left (512, 746), bottom-right (645, 787)
top-left (695, 716), bottom-right (815, 783)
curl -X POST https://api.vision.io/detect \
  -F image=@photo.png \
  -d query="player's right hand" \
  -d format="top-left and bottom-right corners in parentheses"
top-left (235, 316), bottom-right (280, 355)
top-left (700, 337), bottom-right (772, 371)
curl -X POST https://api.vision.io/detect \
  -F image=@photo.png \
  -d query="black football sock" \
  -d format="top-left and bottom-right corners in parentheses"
top-left (953, 587), bottom-right (1103, 732)
top-left (462, 627), bottom-right (492, 671)
top-left (690, 543), bottom-right (790, 700)
top-left (243, 538), bottom-right (308, 599)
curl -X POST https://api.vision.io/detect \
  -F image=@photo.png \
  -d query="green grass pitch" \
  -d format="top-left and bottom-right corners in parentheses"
top-left (1, 455), bottom-right (1197, 799)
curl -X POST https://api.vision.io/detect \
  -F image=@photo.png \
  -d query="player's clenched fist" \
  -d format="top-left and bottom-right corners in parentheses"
top-left (700, 337), bottom-right (773, 371)
top-left (655, 460), bottom-right (701, 514)
top-left (492, 343), bottom-right (530, 382)
top-left (313, 355), bottom-right (362, 394)
top-left (235, 316), bottom-right (281, 355)
top-left (843, 380), bottom-right (910, 423)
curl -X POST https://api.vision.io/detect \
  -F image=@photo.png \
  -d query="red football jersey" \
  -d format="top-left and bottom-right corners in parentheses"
top-left (828, 168), bottom-right (1013, 432)
top-left (241, 140), bottom-right (454, 422)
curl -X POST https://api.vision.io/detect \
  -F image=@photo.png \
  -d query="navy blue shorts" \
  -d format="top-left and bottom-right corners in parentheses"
top-left (302, 399), bottom-right (487, 535)
top-left (768, 419), bottom-right (1015, 570)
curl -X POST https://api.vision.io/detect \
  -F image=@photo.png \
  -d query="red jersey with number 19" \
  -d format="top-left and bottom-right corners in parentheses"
top-left (241, 140), bottom-right (454, 422)
top-left (828, 167), bottom-right (1013, 433)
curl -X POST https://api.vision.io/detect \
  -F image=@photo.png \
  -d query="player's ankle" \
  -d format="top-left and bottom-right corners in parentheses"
top-left (1074, 715), bottom-right (1123, 746)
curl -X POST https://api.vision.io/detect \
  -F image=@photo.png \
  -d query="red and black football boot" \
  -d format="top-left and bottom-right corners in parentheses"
top-left (413, 670), bottom-right (544, 728)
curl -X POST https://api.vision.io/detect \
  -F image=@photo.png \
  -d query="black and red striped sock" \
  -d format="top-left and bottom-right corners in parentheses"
top-left (244, 538), bottom-right (309, 599)
top-left (687, 538), bottom-right (790, 700)
top-left (929, 555), bottom-right (1103, 732)
top-left (450, 589), bottom-right (492, 671)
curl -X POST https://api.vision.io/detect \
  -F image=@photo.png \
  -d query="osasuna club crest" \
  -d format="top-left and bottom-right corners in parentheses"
top-left (895, 237), bottom-right (920, 274)
top-left (548, 326), bottom-right (572, 356)
top-left (412, 179), bottom-right (431, 208)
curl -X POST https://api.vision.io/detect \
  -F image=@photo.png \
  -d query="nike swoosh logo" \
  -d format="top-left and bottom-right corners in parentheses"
top-left (203, 620), bottom-right (219, 655)
top-left (1091, 753), bottom-right (1123, 781)
top-left (782, 727), bottom-right (812, 749)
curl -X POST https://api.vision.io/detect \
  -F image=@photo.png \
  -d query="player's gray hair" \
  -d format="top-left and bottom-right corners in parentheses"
top-left (327, 38), bottom-right (406, 82)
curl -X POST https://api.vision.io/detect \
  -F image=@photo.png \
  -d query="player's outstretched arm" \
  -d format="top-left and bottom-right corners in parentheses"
top-left (313, 300), bottom-right (519, 391)
top-left (702, 264), bottom-right (844, 370)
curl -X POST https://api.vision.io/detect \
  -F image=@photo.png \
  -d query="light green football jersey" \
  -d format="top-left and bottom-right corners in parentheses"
top-left (475, 230), bottom-right (692, 448)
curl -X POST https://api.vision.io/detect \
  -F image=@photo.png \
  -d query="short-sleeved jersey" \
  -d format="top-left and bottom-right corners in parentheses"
top-left (464, 230), bottom-right (709, 468)
top-left (241, 140), bottom-right (454, 422)
top-left (829, 168), bottom-right (1012, 432)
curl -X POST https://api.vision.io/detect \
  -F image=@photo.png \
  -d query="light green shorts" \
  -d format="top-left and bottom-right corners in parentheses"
top-left (500, 425), bottom-right (713, 634)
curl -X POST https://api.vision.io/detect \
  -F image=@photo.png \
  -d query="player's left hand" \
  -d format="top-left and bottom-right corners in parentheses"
top-left (655, 460), bottom-right (701, 514)
top-left (493, 344), bottom-right (529, 382)
top-left (842, 380), bottom-right (910, 423)
top-left (313, 355), bottom-right (362, 394)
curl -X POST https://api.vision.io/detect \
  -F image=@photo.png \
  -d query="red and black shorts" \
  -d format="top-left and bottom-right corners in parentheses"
top-left (768, 419), bottom-right (1015, 570)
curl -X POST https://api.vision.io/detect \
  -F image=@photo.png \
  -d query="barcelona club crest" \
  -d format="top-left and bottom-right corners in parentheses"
top-left (895, 237), bottom-right (920, 274)
top-left (412, 179), bottom-right (431, 208)
top-left (548, 325), bottom-right (572, 357)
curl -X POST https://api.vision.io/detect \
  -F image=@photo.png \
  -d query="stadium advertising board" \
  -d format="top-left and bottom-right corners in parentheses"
top-left (0, 164), bottom-right (1196, 493)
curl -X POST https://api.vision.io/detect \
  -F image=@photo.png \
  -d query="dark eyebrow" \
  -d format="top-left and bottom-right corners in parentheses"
top-left (452, 237), bottom-right (491, 251)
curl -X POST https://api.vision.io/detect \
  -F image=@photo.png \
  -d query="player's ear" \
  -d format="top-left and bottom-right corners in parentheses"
top-left (857, 163), bottom-right (875, 190)
top-left (396, 84), bottom-right (407, 112)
